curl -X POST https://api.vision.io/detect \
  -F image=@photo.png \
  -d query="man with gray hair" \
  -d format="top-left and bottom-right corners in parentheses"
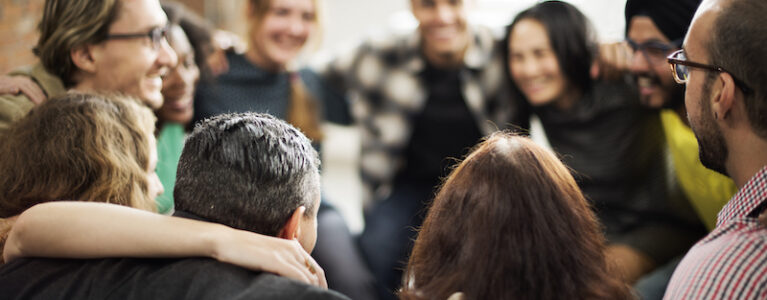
top-left (175, 113), bottom-right (323, 254)
top-left (0, 113), bottom-right (349, 300)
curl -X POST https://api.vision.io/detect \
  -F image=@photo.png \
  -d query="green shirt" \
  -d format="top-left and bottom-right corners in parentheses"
top-left (661, 109), bottom-right (737, 230)
top-left (155, 123), bottom-right (186, 214)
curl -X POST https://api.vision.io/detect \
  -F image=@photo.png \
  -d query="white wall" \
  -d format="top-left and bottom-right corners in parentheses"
top-left (318, 0), bottom-right (629, 233)
top-left (318, 0), bottom-right (629, 56)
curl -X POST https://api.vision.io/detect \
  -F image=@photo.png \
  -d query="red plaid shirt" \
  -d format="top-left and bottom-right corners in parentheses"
top-left (665, 166), bottom-right (767, 299)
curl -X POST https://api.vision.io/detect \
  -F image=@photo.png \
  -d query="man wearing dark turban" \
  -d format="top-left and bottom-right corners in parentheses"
top-left (625, 0), bottom-right (700, 109)
top-left (621, 0), bottom-right (738, 298)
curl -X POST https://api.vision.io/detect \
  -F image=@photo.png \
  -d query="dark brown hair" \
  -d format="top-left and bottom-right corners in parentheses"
top-left (0, 93), bottom-right (157, 218)
top-left (708, 0), bottom-right (767, 138)
top-left (504, 1), bottom-right (597, 100)
top-left (162, 0), bottom-right (216, 82)
top-left (400, 132), bottom-right (631, 299)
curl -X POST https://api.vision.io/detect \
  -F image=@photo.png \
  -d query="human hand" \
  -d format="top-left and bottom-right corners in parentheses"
top-left (0, 75), bottom-right (47, 105)
top-left (213, 229), bottom-right (327, 289)
top-left (212, 30), bottom-right (246, 54)
top-left (758, 210), bottom-right (767, 227)
top-left (591, 42), bottom-right (633, 81)
top-left (205, 30), bottom-right (247, 76)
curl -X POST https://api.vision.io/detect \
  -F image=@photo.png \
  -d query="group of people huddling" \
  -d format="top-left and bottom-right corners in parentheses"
top-left (0, 0), bottom-right (765, 299)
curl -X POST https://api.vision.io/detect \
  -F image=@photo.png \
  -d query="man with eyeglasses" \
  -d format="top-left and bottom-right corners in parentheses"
top-left (598, 0), bottom-right (741, 299)
top-left (663, 0), bottom-right (767, 298)
top-left (626, 0), bottom-right (752, 299)
top-left (0, 0), bottom-right (177, 131)
top-left (625, 0), bottom-right (736, 234)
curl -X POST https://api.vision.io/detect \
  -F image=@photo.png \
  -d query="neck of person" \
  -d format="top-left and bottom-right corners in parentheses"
top-left (552, 89), bottom-right (581, 111)
top-left (422, 46), bottom-right (466, 70)
top-left (726, 132), bottom-right (767, 189)
top-left (71, 79), bottom-right (97, 94)
top-left (245, 48), bottom-right (286, 73)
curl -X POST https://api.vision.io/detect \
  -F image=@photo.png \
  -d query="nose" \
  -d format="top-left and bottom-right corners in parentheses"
top-left (154, 174), bottom-right (165, 198)
top-left (518, 56), bottom-right (541, 78)
top-left (434, 4), bottom-right (456, 24)
top-left (164, 66), bottom-right (183, 88)
top-left (288, 16), bottom-right (310, 37)
top-left (156, 38), bottom-right (178, 70)
top-left (629, 49), bottom-right (650, 74)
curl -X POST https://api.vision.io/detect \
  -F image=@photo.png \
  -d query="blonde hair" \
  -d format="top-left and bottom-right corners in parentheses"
top-left (248, 0), bottom-right (324, 141)
top-left (0, 93), bottom-right (157, 218)
top-left (35, 0), bottom-right (121, 87)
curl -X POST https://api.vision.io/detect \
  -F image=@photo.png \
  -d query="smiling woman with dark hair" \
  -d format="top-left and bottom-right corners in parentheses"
top-left (504, 0), bottom-right (706, 286)
top-left (400, 132), bottom-right (631, 299)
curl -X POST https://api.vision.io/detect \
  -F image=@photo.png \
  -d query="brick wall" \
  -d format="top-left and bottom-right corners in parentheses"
top-left (0, 0), bottom-right (44, 74)
top-left (0, 0), bottom-right (212, 75)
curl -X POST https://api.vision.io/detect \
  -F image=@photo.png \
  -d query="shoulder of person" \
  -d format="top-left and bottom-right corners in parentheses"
top-left (163, 258), bottom-right (351, 300)
top-left (0, 92), bottom-right (35, 131)
top-left (9, 64), bottom-right (65, 98)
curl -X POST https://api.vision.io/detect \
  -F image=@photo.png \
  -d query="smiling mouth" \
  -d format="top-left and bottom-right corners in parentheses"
top-left (273, 35), bottom-right (306, 50)
top-left (637, 75), bottom-right (661, 96)
top-left (426, 25), bottom-right (460, 41)
top-left (520, 77), bottom-right (551, 92)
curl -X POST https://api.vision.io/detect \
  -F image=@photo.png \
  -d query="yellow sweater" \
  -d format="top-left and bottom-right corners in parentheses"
top-left (661, 109), bottom-right (737, 230)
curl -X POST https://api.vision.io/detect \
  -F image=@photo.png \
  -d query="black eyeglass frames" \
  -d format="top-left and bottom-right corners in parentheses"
top-left (104, 25), bottom-right (170, 50)
top-left (666, 49), bottom-right (752, 94)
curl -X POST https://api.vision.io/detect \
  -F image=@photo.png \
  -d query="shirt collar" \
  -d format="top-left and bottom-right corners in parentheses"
top-left (716, 165), bottom-right (767, 226)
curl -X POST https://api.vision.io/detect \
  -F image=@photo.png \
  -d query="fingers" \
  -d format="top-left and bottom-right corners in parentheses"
top-left (19, 80), bottom-right (47, 105)
top-left (206, 50), bottom-right (230, 77)
top-left (273, 239), bottom-right (324, 288)
top-left (0, 76), bottom-right (47, 105)
top-left (595, 42), bottom-right (633, 81)
top-left (280, 258), bottom-right (315, 286)
top-left (304, 254), bottom-right (327, 289)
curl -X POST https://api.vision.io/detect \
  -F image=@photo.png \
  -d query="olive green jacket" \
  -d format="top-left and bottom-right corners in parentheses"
top-left (0, 63), bottom-right (66, 131)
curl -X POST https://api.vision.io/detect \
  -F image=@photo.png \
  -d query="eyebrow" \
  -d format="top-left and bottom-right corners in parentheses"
top-left (642, 38), bottom-right (671, 44)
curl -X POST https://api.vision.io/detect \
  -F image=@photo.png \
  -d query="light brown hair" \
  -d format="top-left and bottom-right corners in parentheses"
top-left (400, 132), bottom-right (630, 299)
top-left (35, 0), bottom-right (122, 87)
top-left (248, 0), bottom-right (324, 141)
top-left (0, 93), bottom-right (157, 218)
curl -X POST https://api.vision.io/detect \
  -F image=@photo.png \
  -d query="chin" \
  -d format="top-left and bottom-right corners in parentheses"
top-left (142, 94), bottom-right (164, 110)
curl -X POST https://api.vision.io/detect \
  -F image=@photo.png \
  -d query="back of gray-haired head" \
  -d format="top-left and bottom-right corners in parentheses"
top-left (174, 113), bottom-right (321, 236)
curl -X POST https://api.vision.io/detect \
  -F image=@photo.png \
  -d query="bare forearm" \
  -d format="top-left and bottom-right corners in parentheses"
top-left (2, 201), bottom-right (326, 287)
top-left (3, 202), bottom-right (222, 262)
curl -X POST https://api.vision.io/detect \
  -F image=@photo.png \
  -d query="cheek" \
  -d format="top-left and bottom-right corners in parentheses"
top-left (181, 66), bottom-right (200, 86)
top-left (150, 173), bottom-right (164, 195)
top-left (654, 63), bottom-right (675, 84)
top-left (509, 62), bottom-right (522, 82)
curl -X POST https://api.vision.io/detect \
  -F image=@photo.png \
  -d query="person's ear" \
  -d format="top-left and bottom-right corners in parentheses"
top-left (279, 206), bottom-right (306, 240)
top-left (70, 45), bottom-right (98, 74)
top-left (712, 72), bottom-right (736, 122)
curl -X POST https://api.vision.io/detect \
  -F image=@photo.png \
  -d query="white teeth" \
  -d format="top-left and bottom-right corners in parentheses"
top-left (638, 77), bottom-right (654, 88)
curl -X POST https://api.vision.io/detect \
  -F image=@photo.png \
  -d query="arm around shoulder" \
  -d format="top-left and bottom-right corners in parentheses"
top-left (3, 202), bottom-right (326, 287)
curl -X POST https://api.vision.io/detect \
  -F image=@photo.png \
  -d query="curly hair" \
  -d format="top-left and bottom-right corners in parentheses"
top-left (0, 93), bottom-right (157, 218)
top-left (400, 132), bottom-right (631, 299)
